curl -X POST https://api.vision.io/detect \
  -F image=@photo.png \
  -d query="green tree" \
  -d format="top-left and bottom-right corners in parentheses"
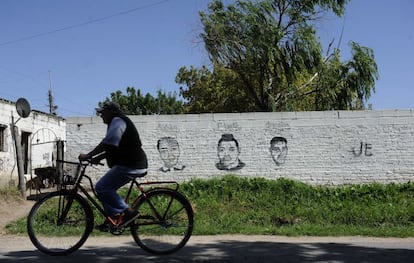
top-left (312, 42), bottom-right (378, 110)
top-left (177, 0), bottom-right (378, 112)
top-left (176, 64), bottom-right (256, 113)
top-left (98, 87), bottom-right (184, 115)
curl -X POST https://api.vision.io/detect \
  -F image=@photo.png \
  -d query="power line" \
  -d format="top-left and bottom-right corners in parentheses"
top-left (0, 0), bottom-right (170, 47)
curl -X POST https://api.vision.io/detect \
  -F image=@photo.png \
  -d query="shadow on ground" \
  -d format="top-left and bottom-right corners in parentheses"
top-left (2, 239), bottom-right (414, 263)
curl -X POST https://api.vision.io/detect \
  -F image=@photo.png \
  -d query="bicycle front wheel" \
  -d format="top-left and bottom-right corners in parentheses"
top-left (27, 190), bottom-right (94, 256)
top-left (131, 189), bottom-right (194, 255)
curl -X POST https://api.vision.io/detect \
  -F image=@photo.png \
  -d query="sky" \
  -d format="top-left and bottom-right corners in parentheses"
top-left (0, 0), bottom-right (413, 117)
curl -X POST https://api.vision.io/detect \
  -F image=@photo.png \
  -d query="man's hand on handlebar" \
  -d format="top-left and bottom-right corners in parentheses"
top-left (78, 153), bottom-right (90, 162)
top-left (79, 153), bottom-right (105, 165)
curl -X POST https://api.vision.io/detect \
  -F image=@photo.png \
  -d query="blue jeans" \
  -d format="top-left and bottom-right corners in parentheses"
top-left (95, 165), bottom-right (146, 216)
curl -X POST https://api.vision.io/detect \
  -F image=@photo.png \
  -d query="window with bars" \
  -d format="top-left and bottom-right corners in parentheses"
top-left (0, 125), bottom-right (6, 152)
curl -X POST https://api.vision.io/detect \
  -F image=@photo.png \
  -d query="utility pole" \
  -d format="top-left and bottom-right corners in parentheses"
top-left (48, 71), bottom-right (58, 115)
top-left (11, 115), bottom-right (26, 197)
top-left (13, 98), bottom-right (31, 198)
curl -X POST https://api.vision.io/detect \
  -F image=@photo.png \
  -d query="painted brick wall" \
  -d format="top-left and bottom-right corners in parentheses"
top-left (65, 110), bottom-right (414, 185)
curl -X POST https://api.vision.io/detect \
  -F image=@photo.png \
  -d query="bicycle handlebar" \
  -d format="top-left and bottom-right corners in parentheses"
top-left (56, 159), bottom-right (104, 166)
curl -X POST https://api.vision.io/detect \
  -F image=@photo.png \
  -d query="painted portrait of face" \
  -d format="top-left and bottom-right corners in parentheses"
top-left (270, 137), bottom-right (288, 166)
top-left (157, 137), bottom-right (185, 172)
top-left (216, 134), bottom-right (245, 171)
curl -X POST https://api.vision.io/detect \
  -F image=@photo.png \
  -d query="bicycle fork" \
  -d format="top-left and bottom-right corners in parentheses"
top-left (56, 194), bottom-right (74, 226)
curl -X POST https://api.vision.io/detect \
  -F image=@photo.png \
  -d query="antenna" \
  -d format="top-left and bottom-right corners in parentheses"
top-left (48, 71), bottom-right (58, 115)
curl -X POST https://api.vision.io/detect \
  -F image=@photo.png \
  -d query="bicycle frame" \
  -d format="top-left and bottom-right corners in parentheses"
top-left (126, 180), bottom-right (180, 225)
top-left (28, 160), bottom-right (194, 256)
top-left (59, 160), bottom-right (181, 227)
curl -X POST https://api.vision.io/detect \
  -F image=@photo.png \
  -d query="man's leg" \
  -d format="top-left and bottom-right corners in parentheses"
top-left (95, 166), bottom-right (131, 216)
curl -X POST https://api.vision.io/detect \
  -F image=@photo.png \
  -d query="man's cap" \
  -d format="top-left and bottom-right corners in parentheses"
top-left (96, 101), bottom-right (121, 113)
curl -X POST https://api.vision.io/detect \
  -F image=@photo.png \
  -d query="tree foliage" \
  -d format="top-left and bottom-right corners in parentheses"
top-left (176, 0), bottom-right (378, 112)
top-left (98, 87), bottom-right (184, 115)
top-left (176, 64), bottom-right (256, 113)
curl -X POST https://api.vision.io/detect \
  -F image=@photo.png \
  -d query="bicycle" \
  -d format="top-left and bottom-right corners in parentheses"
top-left (26, 160), bottom-right (194, 256)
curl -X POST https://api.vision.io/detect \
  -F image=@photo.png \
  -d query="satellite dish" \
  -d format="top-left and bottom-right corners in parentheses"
top-left (16, 98), bottom-right (31, 118)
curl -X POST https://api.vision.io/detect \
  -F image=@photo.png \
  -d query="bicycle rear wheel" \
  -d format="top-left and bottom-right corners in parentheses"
top-left (130, 189), bottom-right (194, 254)
top-left (27, 190), bottom-right (93, 256)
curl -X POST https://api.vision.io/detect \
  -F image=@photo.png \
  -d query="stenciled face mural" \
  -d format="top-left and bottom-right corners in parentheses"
top-left (270, 136), bottom-right (288, 166)
top-left (157, 136), bottom-right (185, 172)
top-left (216, 133), bottom-right (245, 171)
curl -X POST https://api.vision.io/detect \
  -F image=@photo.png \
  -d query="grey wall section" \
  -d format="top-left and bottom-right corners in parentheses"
top-left (66, 110), bottom-right (414, 185)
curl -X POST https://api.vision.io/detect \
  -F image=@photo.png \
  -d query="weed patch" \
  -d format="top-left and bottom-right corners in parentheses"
top-left (6, 175), bottom-right (414, 237)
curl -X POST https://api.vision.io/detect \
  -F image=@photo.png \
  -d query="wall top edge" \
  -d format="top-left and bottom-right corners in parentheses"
top-left (65, 109), bottom-right (414, 123)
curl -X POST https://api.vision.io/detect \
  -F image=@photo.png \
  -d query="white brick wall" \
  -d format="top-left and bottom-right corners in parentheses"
top-left (65, 110), bottom-right (414, 185)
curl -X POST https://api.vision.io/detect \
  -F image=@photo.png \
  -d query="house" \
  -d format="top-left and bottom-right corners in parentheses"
top-left (0, 98), bottom-right (66, 188)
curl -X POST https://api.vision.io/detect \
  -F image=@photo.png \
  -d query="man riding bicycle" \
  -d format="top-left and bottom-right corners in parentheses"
top-left (78, 101), bottom-right (148, 230)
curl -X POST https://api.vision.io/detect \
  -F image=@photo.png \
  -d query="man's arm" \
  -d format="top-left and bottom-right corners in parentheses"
top-left (78, 142), bottom-right (109, 161)
top-left (79, 117), bottom-right (125, 162)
